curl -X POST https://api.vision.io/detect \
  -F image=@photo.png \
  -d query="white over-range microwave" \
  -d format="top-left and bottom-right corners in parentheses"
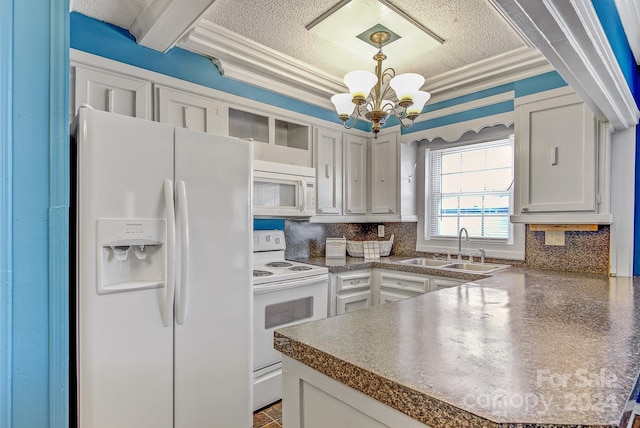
top-left (253, 160), bottom-right (316, 217)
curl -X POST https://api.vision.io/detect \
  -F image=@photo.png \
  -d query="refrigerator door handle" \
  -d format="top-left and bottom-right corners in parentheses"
top-left (162, 179), bottom-right (176, 327)
top-left (176, 180), bottom-right (190, 325)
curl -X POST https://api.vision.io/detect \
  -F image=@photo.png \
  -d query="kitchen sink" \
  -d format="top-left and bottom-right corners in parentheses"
top-left (399, 258), bottom-right (454, 267)
top-left (398, 258), bottom-right (510, 274)
top-left (444, 263), bottom-right (509, 273)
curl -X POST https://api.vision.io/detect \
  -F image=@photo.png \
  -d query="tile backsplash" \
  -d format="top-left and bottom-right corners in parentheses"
top-left (284, 221), bottom-right (610, 275)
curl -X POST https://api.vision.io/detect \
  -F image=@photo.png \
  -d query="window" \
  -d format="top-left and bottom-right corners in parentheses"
top-left (427, 138), bottom-right (514, 242)
top-left (417, 126), bottom-right (524, 261)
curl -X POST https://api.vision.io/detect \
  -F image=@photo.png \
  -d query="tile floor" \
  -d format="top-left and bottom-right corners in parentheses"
top-left (251, 400), bottom-right (640, 427)
top-left (253, 400), bottom-right (282, 428)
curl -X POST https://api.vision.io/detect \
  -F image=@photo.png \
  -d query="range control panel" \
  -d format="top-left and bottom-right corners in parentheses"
top-left (253, 230), bottom-right (286, 253)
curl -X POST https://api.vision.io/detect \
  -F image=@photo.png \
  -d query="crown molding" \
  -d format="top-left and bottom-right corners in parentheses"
top-left (494, 0), bottom-right (639, 130)
top-left (179, 21), bottom-right (343, 109)
top-left (614, 0), bottom-right (640, 65)
top-left (425, 47), bottom-right (552, 100)
top-left (179, 21), bottom-right (554, 111)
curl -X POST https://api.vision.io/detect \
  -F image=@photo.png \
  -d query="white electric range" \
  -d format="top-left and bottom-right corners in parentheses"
top-left (252, 230), bottom-right (328, 411)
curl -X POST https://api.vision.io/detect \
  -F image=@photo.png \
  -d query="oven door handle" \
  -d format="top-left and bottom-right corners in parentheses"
top-left (253, 274), bottom-right (328, 294)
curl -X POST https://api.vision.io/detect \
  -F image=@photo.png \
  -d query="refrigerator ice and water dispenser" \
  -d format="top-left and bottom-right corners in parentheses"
top-left (97, 218), bottom-right (167, 294)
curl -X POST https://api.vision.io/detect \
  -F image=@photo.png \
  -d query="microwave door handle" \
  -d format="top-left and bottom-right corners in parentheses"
top-left (298, 179), bottom-right (304, 213)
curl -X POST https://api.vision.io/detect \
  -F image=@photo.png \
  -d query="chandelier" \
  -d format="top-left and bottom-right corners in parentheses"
top-left (330, 31), bottom-right (431, 138)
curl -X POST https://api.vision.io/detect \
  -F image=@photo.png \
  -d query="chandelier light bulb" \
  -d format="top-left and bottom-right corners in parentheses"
top-left (406, 91), bottom-right (431, 117)
top-left (389, 73), bottom-right (425, 107)
top-left (344, 70), bottom-right (377, 104)
top-left (331, 93), bottom-right (356, 118)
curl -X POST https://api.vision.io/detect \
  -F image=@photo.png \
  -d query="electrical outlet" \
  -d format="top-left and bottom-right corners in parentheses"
top-left (544, 231), bottom-right (565, 246)
top-left (378, 225), bottom-right (385, 238)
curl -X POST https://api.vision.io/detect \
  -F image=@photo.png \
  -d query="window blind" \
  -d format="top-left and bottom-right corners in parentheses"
top-left (427, 138), bottom-right (513, 241)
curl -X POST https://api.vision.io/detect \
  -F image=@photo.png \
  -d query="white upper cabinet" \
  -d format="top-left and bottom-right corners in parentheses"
top-left (313, 127), bottom-right (343, 215)
top-left (370, 133), bottom-right (397, 214)
top-left (74, 66), bottom-right (151, 119)
top-left (229, 106), bottom-right (311, 166)
top-left (511, 87), bottom-right (612, 224)
top-left (310, 129), bottom-right (417, 223)
top-left (155, 85), bottom-right (226, 134)
top-left (343, 134), bottom-right (368, 215)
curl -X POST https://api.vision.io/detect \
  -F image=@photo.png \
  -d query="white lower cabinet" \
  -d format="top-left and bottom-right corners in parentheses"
top-left (282, 356), bottom-right (426, 428)
top-left (329, 268), bottom-right (469, 316)
top-left (431, 277), bottom-right (465, 291)
top-left (336, 290), bottom-right (373, 315)
top-left (379, 289), bottom-right (420, 304)
top-left (377, 270), bottom-right (430, 305)
top-left (331, 270), bottom-right (373, 316)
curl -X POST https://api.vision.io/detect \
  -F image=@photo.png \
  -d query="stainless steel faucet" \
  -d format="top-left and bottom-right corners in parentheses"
top-left (478, 248), bottom-right (486, 264)
top-left (457, 227), bottom-right (468, 260)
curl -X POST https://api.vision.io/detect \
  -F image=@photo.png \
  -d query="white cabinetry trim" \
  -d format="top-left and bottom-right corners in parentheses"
top-left (402, 111), bottom-right (514, 144)
top-left (129, 0), bottom-right (217, 52)
top-left (493, 0), bottom-right (639, 129)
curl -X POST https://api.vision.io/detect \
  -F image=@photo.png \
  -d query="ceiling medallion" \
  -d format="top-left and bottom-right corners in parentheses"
top-left (331, 30), bottom-right (431, 138)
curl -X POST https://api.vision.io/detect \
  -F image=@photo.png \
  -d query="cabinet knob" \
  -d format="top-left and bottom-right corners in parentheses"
top-left (318, 208), bottom-right (324, 213)
top-left (521, 206), bottom-right (529, 212)
top-left (347, 209), bottom-right (352, 213)
top-left (388, 208), bottom-right (393, 212)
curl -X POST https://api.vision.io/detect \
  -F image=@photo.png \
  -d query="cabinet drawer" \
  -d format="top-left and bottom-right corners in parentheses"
top-left (379, 272), bottom-right (429, 294)
top-left (336, 290), bottom-right (372, 315)
top-left (336, 272), bottom-right (372, 292)
top-left (431, 277), bottom-right (465, 291)
top-left (379, 289), bottom-right (421, 305)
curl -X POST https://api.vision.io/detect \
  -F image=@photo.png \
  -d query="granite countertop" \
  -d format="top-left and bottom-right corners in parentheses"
top-left (274, 267), bottom-right (640, 428)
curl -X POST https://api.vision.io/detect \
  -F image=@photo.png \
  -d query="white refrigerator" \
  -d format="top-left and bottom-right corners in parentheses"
top-left (73, 108), bottom-right (253, 427)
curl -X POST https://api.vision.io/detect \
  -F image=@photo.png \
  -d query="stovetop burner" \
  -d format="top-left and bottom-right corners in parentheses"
top-left (253, 270), bottom-right (274, 277)
top-left (289, 266), bottom-right (312, 271)
top-left (265, 261), bottom-right (293, 268)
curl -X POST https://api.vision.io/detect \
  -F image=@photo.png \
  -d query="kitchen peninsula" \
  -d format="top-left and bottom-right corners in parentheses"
top-left (275, 266), bottom-right (640, 428)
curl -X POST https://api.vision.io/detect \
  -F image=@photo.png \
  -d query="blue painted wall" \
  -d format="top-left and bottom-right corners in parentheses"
top-left (592, 1), bottom-right (640, 275)
top-left (254, 219), bottom-right (285, 231)
top-left (592, 0), bottom-right (637, 95)
top-left (5, 0), bottom-right (69, 427)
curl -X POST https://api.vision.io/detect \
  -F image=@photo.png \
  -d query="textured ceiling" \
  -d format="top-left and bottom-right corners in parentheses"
top-left (71, 0), bottom-right (529, 87)
top-left (200, 0), bottom-right (527, 82)
top-left (70, 0), bottom-right (154, 29)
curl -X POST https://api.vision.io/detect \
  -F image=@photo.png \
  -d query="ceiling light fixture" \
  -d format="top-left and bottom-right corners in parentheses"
top-left (331, 31), bottom-right (431, 138)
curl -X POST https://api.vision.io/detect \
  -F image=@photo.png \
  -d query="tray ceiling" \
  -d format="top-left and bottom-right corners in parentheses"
top-left (71, 0), bottom-right (548, 106)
